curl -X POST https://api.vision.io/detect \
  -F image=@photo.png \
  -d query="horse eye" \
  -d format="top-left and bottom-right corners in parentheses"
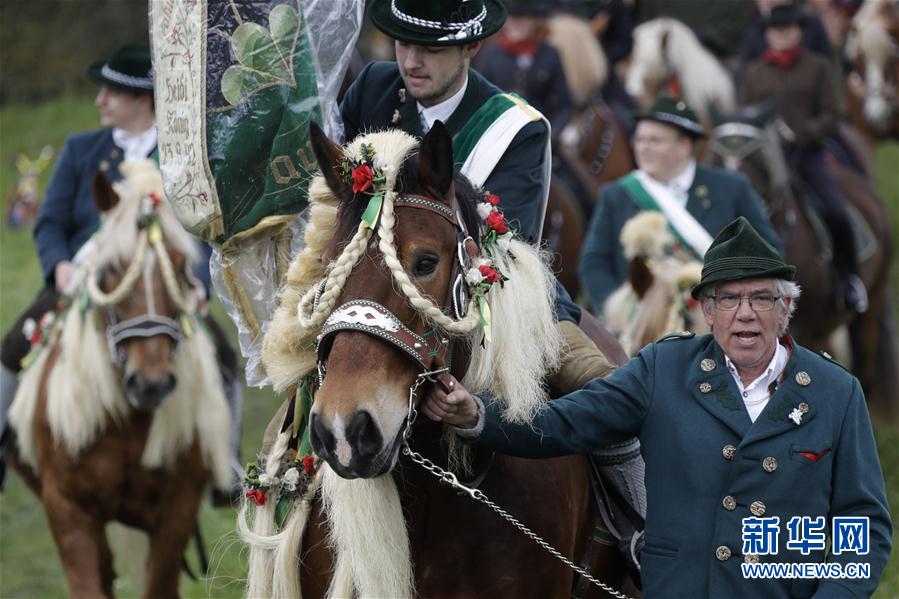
top-left (412, 254), bottom-right (439, 277)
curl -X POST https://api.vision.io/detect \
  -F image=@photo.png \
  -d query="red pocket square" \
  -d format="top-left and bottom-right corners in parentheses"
top-left (798, 448), bottom-right (831, 462)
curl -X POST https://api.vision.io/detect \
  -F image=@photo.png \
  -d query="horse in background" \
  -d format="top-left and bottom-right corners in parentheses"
top-left (7, 160), bottom-right (232, 598)
top-left (625, 18), bottom-right (735, 121)
top-left (706, 106), bottom-right (897, 419)
top-left (845, 0), bottom-right (899, 144)
top-left (603, 211), bottom-right (707, 356)
top-left (239, 123), bottom-right (634, 598)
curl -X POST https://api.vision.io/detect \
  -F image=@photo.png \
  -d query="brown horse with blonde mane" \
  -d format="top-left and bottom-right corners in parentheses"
top-left (7, 161), bottom-right (232, 598)
top-left (239, 123), bottom-right (634, 598)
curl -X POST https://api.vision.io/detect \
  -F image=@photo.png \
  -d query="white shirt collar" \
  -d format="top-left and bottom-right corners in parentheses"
top-left (418, 75), bottom-right (468, 134)
top-left (725, 341), bottom-right (789, 396)
top-left (646, 160), bottom-right (696, 207)
top-left (112, 126), bottom-right (157, 162)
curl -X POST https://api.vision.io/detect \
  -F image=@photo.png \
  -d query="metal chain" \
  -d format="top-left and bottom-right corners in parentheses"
top-left (400, 379), bottom-right (633, 599)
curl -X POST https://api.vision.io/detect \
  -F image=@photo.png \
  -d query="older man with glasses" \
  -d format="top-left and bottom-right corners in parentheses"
top-left (578, 95), bottom-right (782, 316)
top-left (424, 216), bottom-right (892, 598)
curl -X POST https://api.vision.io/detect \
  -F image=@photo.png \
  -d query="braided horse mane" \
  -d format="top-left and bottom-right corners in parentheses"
top-left (9, 160), bottom-right (232, 488)
top-left (246, 127), bottom-right (562, 598)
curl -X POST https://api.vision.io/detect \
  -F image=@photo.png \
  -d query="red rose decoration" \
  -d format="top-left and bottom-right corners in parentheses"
top-left (479, 265), bottom-right (501, 284)
top-left (485, 193), bottom-right (500, 206)
top-left (486, 210), bottom-right (509, 234)
top-left (148, 192), bottom-right (162, 207)
top-left (351, 164), bottom-right (374, 194)
top-left (29, 329), bottom-right (41, 347)
top-left (686, 297), bottom-right (698, 311)
top-left (245, 488), bottom-right (267, 506)
top-left (302, 454), bottom-right (315, 475)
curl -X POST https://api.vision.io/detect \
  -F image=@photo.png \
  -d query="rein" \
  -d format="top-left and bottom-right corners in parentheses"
top-left (85, 211), bottom-right (200, 367)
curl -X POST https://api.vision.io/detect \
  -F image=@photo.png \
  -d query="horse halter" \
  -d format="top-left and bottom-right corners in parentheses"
top-left (314, 193), bottom-right (477, 390)
top-left (86, 198), bottom-right (201, 367)
top-left (707, 122), bottom-right (767, 171)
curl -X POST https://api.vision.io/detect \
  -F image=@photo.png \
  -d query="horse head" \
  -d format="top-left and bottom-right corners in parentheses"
top-left (88, 162), bottom-right (202, 412)
top-left (707, 102), bottom-right (791, 220)
top-left (603, 211), bottom-right (707, 354)
top-left (301, 122), bottom-right (484, 479)
top-left (849, 0), bottom-right (899, 136)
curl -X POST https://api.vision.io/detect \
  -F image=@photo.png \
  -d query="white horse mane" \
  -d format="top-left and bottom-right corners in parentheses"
top-left (626, 17), bottom-right (736, 118)
top-left (8, 161), bottom-right (231, 489)
top-left (245, 129), bottom-right (563, 598)
top-left (547, 13), bottom-right (608, 105)
top-left (94, 160), bottom-right (200, 271)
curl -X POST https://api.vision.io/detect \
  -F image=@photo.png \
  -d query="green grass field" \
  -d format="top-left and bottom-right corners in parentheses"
top-left (0, 95), bottom-right (896, 597)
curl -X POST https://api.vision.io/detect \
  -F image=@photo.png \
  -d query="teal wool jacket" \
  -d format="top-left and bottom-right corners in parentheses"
top-left (473, 334), bottom-right (892, 598)
top-left (578, 166), bottom-right (783, 313)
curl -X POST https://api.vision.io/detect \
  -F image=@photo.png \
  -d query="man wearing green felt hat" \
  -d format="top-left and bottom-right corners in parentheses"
top-left (425, 216), bottom-right (892, 598)
top-left (578, 94), bottom-right (783, 316)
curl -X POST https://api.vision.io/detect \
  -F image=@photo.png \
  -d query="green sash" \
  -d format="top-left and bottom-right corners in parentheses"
top-left (452, 93), bottom-right (530, 167)
top-left (618, 173), bottom-right (703, 260)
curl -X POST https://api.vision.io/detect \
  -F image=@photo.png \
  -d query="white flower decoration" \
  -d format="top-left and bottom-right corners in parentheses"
top-left (258, 472), bottom-right (279, 487)
top-left (283, 467), bottom-right (300, 487)
top-left (788, 408), bottom-right (803, 425)
top-left (476, 202), bottom-right (493, 220)
top-left (22, 318), bottom-right (36, 340)
top-left (466, 267), bottom-right (485, 285)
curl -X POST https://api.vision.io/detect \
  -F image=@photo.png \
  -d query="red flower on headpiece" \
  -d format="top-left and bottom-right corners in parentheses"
top-left (302, 454), bottom-right (316, 475)
top-left (479, 265), bottom-right (501, 283)
top-left (245, 488), bottom-right (267, 506)
top-left (485, 193), bottom-right (500, 206)
top-left (148, 192), bottom-right (162, 207)
top-left (486, 211), bottom-right (509, 234)
top-left (352, 164), bottom-right (374, 194)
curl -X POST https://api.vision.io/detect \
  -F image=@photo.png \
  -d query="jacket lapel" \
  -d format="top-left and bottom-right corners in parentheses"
top-left (688, 342), bottom-right (752, 437)
top-left (685, 165), bottom-right (712, 216)
top-left (398, 90), bottom-right (422, 137)
top-left (445, 69), bottom-right (482, 135)
top-left (742, 346), bottom-right (817, 447)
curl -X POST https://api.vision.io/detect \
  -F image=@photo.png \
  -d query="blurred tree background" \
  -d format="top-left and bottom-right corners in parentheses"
top-left (0, 0), bottom-right (150, 105)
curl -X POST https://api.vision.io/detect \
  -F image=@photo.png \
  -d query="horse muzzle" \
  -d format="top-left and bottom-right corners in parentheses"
top-left (309, 408), bottom-right (404, 479)
top-left (124, 371), bottom-right (177, 411)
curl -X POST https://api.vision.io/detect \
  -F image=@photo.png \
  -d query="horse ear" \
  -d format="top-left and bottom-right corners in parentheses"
top-left (309, 121), bottom-right (350, 197)
top-left (418, 120), bottom-right (454, 200)
top-left (628, 256), bottom-right (654, 299)
top-left (755, 97), bottom-right (779, 127)
top-left (92, 172), bottom-right (120, 213)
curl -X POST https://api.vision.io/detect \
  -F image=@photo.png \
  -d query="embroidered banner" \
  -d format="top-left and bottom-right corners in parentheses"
top-left (150, 0), bottom-right (362, 243)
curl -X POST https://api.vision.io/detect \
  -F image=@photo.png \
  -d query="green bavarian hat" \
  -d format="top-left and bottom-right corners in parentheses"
top-left (634, 94), bottom-right (707, 138)
top-left (691, 217), bottom-right (795, 299)
top-left (87, 45), bottom-right (153, 92)
top-left (369, 0), bottom-right (507, 46)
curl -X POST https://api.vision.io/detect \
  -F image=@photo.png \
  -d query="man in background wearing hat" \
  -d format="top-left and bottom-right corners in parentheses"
top-left (741, 3), bottom-right (867, 314)
top-left (0, 46), bottom-right (243, 501)
top-left (578, 95), bottom-right (782, 315)
top-left (473, 0), bottom-right (574, 135)
top-left (1, 45), bottom-right (158, 445)
top-left (424, 216), bottom-right (892, 598)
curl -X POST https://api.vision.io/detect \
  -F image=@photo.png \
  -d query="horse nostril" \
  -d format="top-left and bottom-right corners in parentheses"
top-left (310, 413), bottom-right (336, 457)
top-left (346, 411), bottom-right (383, 461)
top-left (125, 372), bottom-right (145, 397)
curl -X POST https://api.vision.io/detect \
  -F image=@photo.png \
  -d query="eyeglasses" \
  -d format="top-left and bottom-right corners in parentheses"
top-left (711, 293), bottom-right (781, 311)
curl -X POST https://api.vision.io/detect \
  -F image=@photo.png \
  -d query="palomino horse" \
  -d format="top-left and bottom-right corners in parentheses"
top-left (240, 123), bottom-right (633, 598)
top-left (846, 0), bottom-right (899, 144)
top-left (707, 109), bottom-right (897, 418)
top-left (625, 18), bottom-right (735, 120)
top-left (7, 161), bottom-right (232, 598)
top-left (603, 211), bottom-right (707, 356)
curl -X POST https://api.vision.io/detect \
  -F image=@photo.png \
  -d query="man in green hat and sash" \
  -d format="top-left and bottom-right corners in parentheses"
top-left (578, 95), bottom-right (782, 315)
top-left (425, 216), bottom-right (892, 598)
